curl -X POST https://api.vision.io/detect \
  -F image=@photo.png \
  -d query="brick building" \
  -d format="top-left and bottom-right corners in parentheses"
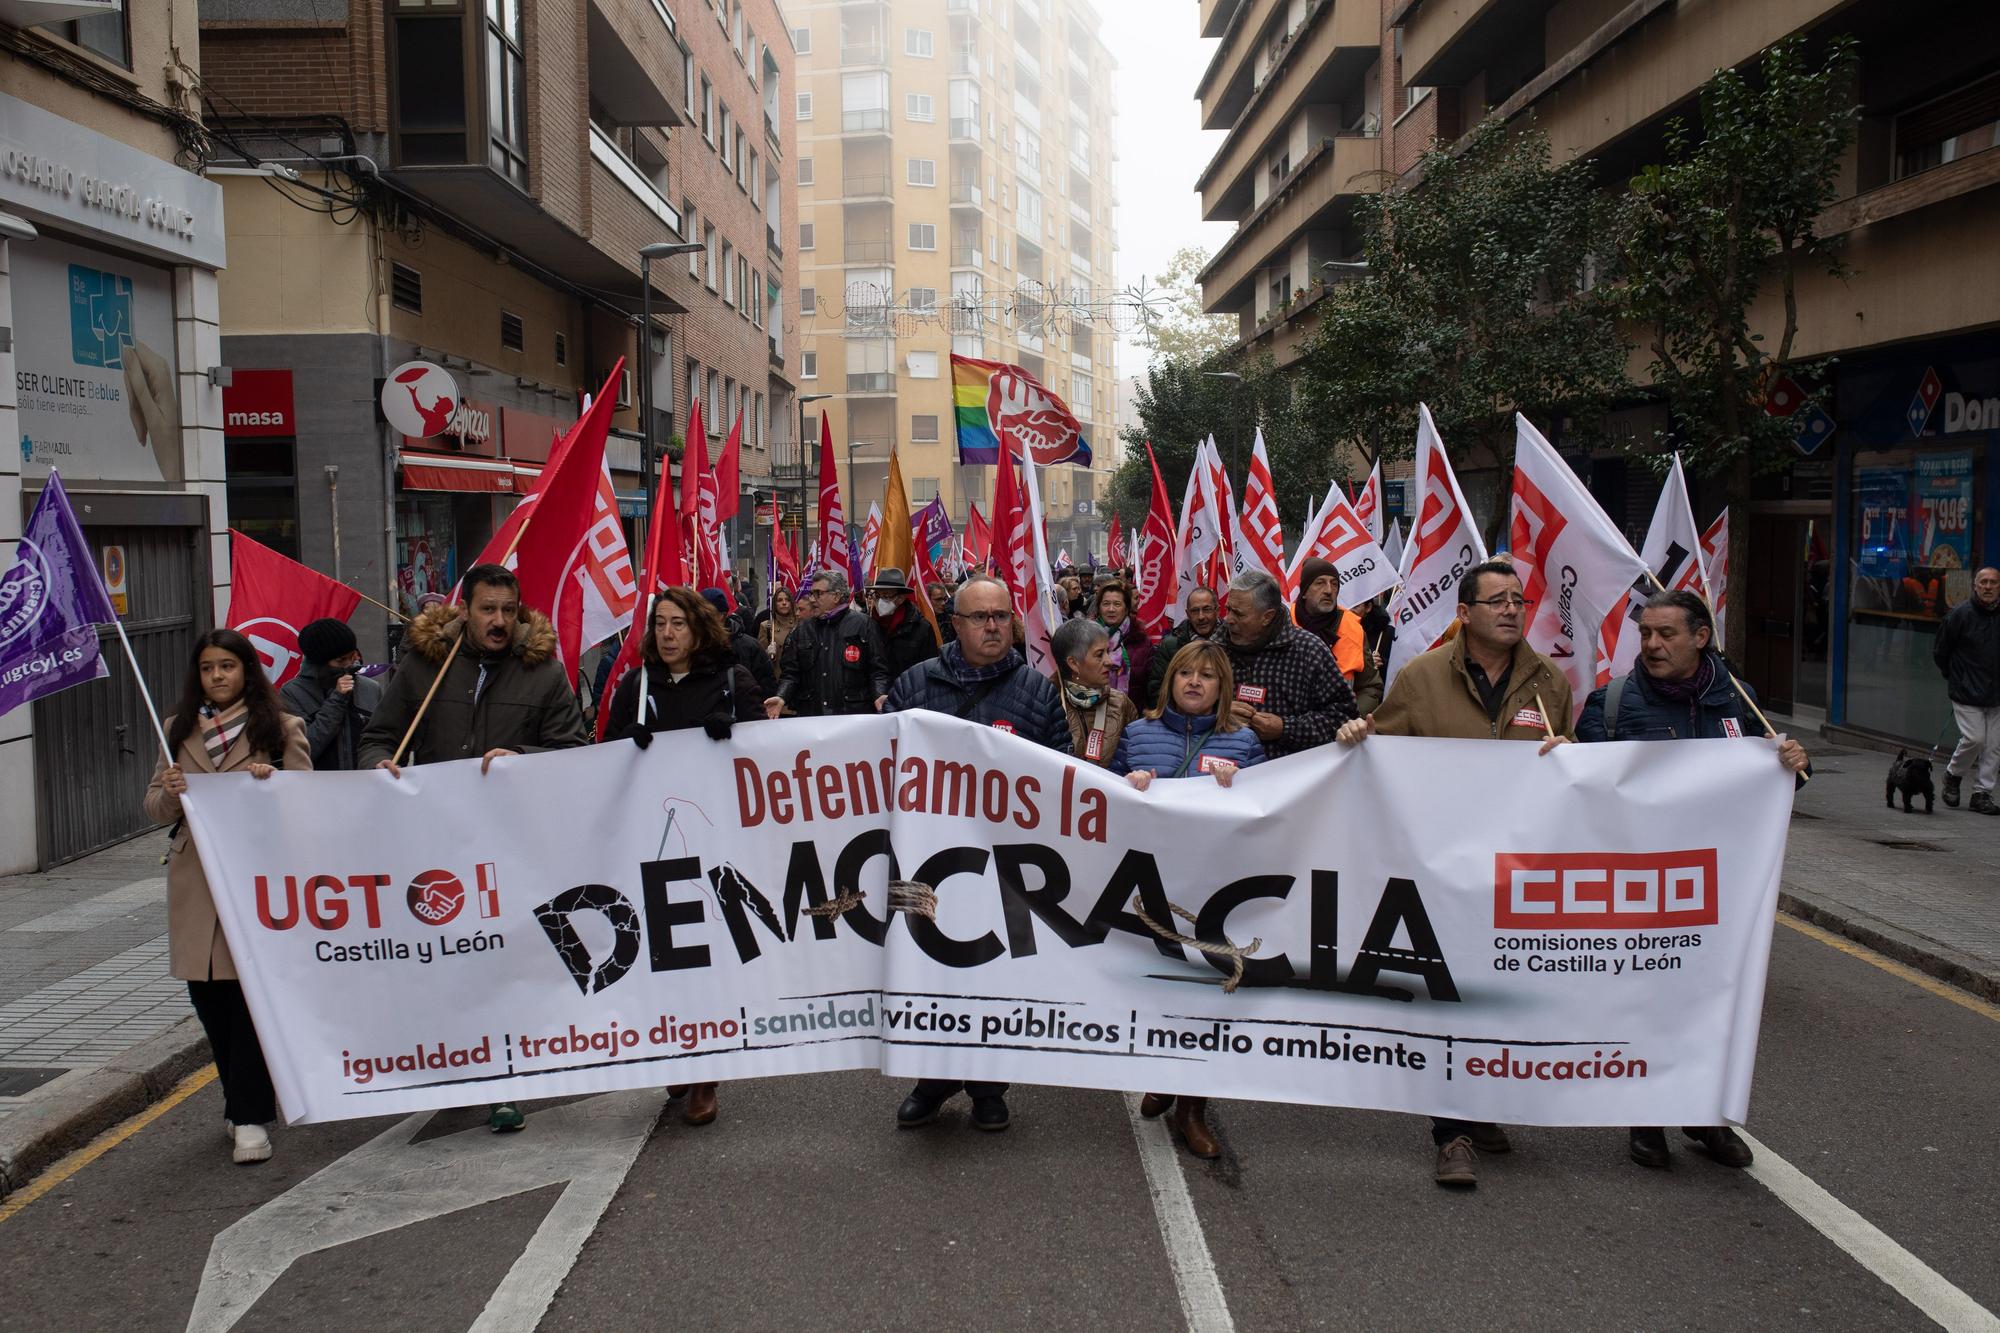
top-left (195, 0), bottom-right (798, 652)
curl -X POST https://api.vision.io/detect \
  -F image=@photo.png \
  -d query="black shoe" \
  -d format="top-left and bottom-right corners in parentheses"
top-left (1629, 1127), bottom-right (1671, 1168)
top-left (970, 1095), bottom-right (1011, 1132)
top-left (896, 1089), bottom-right (947, 1128)
top-left (1465, 1122), bottom-right (1512, 1154)
top-left (1683, 1125), bottom-right (1754, 1168)
top-left (1943, 773), bottom-right (1962, 807)
top-left (1970, 791), bottom-right (1998, 816)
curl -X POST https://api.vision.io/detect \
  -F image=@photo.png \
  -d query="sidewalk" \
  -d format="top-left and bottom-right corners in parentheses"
top-left (1, 733), bottom-right (1994, 1198)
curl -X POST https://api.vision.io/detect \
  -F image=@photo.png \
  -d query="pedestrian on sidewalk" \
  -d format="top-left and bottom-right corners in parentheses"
top-left (1578, 588), bottom-right (1809, 1171)
top-left (601, 588), bottom-right (766, 1130)
top-left (1337, 559), bottom-right (1569, 1190)
top-left (883, 575), bottom-right (1069, 1134)
top-left (1051, 617), bottom-right (1138, 766)
top-left (279, 617), bottom-right (381, 771)
top-left (1113, 639), bottom-right (1266, 1160)
top-left (1935, 567), bottom-right (2000, 814)
top-left (144, 628), bottom-right (311, 1166)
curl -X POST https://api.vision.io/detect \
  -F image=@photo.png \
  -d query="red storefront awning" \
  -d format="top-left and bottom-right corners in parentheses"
top-left (399, 451), bottom-right (540, 493)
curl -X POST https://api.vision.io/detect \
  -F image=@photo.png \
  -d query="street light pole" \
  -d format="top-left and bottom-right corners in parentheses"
top-left (1202, 369), bottom-right (1247, 483)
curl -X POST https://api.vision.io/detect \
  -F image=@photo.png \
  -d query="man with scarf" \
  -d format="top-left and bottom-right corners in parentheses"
top-left (1576, 587), bottom-right (1807, 1172)
top-left (766, 569), bottom-right (891, 718)
top-left (882, 575), bottom-right (1069, 1133)
top-left (1215, 568), bottom-right (1358, 759)
top-left (1292, 558), bottom-right (1382, 715)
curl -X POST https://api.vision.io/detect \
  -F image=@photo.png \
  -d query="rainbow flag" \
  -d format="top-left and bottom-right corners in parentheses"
top-left (952, 354), bottom-right (1091, 467)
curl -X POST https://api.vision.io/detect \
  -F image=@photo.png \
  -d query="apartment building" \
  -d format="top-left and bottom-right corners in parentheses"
top-left (1197, 0), bottom-right (2000, 747)
top-left (195, 0), bottom-right (797, 642)
top-left (1, 2), bottom-right (231, 869)
top-left (792, 0), bottom-right (1121, 561)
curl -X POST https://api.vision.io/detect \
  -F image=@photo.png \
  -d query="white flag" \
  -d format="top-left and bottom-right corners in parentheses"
top-left (1384, 405), bottom-right (1487, 690)
top-left (1285, 481), bottom-right (1399, 609)
top-left (1352, 461), bottom-right (1385, 544)
top-left (1017, 447), bottom-right (1063, 678)
top-left (1594, 454), bottom-right (1713, 686)
top-left (1236, 429), bottom-right (1288, 582)
top-left (1700, 510), bottom-right (1729, 650)
top-left (1509, 414), bottom-right (1649, 710)
top-left (1171, 440), bottom-right (1224, 621)
top-left (1383, 519), bottom-right (1406, 574)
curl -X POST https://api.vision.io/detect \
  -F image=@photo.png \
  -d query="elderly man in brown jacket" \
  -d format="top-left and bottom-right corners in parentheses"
top-left (1338, 558), bottom-right (1570, 1191)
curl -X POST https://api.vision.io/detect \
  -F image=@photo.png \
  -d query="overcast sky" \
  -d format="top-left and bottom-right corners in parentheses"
top-left (1100, 1), bottom-right (1233, 380)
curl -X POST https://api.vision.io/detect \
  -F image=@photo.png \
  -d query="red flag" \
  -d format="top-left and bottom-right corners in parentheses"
top-left (714, 408), bottom-right (743, 519)
top-left (1106, 513), bottom-right (1126, 568)
top-left (772, 502), bottom-right (803, 591)
top-left (679, 396), bottom-right (706, 527)
top-left (677, 400), bottom-right (731, 604)
top-left (227, 531), bottom-right (362, 687)
top-left (990, 450), bottom-right (1027, 605)
top-left (505, 362), bottom-right (625, 684)
top-left (1135, 442), bottom-right (1176, 637)
top-left (814, 414), bottom-right (852, 582)
top-left (965, 503), bottom-right (993, 570)
top-left (595, 445), bottom-right (686, 739)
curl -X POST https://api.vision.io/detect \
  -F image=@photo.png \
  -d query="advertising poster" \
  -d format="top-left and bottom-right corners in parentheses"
top-left (13, 236), bottom-right (177, 483)
top-left (1854, 467), bottom-right (1910, 581)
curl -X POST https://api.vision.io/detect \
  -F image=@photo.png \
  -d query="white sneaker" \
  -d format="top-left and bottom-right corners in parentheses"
top-left (231, 1123), bottom-right (272, 1164)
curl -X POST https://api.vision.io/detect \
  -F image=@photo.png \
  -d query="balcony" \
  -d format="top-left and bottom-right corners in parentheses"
top-left (1198, 132), bottom-right (1381, 314)
top-left (1396, 0), bottom-right (1563, 90)
top-left (766, 223), bottom-right (783, 257)
top-left (847, 372), bottom-right (897, 394)
top-left (953, 45), bottom-right (978, 75)
top-left (950, 178), bottom-right (983, 208)
top-left (947, 0), bottom-right (975, 11)
top-left (1067, 196), bottom-right (1090, 226)
top-left (1199, 0), bottom-right (1246, 38)
top-left (841, 108), bottom-right (891, 135)
top-left (843, 238), bottom-right (894, 263)
top-left (591, 125), bottom-right (682, 233)
top-left (950, 239), bottom-right (983, 267)
top-left (840, 42), bottom-right (888, 68)
top-left (949, 117), bottom-right (981, 142)
top-left (842, 173), bottom-right (893, 200)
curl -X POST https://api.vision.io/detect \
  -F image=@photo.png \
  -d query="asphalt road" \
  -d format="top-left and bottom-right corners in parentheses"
top-left (1, 921), bottom-right (1994, 1333)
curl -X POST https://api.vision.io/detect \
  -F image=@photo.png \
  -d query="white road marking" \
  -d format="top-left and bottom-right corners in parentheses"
top-left (186, 1090), bottom-right (666, 1333)
top-left (1123, 1094), bottom-right (1234, 1333)
top-left (1740, 1131), bottom-right (2000, 1332)
top-left (9, 878), bottom-right (167, 932)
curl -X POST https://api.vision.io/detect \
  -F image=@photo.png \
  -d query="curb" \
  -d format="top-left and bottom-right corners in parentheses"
top-left (1779, 888), bottom-right (2000, 1005)
top-left (0, 1018), bottom-right (211, 1203)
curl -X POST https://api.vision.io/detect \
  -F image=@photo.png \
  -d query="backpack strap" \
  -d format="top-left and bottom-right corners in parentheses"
top-left (1605, 671), bottom-right (1630, 741)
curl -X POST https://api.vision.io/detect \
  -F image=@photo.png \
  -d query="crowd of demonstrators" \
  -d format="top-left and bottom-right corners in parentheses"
top-left (883, 575), bottom-right (1070, 1133)
top-left (280, 617), bottom-right (381, 771)
top-left (601, 586), bottom-right (767, 1129)
top-left (1051, 618), bottom-right (1139, 766)
top-left (1339, 559), bottom-right (1570, 1188)
top-left (1934, 566), bottom-right (2000, 813)
top-left (1112, 639), bottom-right (1267, 1160)
top-left (1217, 569), bottom-right (1359, 759)
top-left (145, 629), bottom-right (311, 1166)
top-left (767, 570), bottom-right (891, 719)
top-left (1088, 579), bottom-right (1153, 699)
top-left (759, 584), bottom-right (801, 665)
top-left (1145, 587), bottom-right (1221, 706)
top-left (867, 568), bottom-right (942, 684)
top-left (701, 588), bottom-right (780, 698)
top-left (924, 581), bottom-right (957, 645)
top-left (1577, 588), bottom-right (1809, 1172)
top-left (1291, 558), bottom-right (1383, 714)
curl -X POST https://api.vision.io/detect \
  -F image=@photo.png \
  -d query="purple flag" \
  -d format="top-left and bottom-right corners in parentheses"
top-left (0, 472), bottom-right (119, 718)
top-left (912, 498), bottom-right (955, 563)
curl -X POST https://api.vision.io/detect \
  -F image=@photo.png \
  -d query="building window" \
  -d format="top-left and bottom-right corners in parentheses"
top-left (802, 349), bottom-right (818, 379)
top-left (912, 477), bottom-right (940, 503)
top-left (390, 262), bottom-right (423, 313)
top-left (684, 203), bottom-right (700, 274)
top-left (907, 351), bottom-right (940, 378)
top-left (723, 242), bottom-right (737, 306)
top-left (707, 370), bottom-right (721, 422)
top-left (53, 10), bottom-right (130, 67)
top-left (792, 25), bottom-right (811, 54)
top-left (912, 414), bottom-right (941, 441)
top-left (735, 129), bottom-right (748, 187)
top-left (799, 222), bottom-right (816, 249)
top-left (683, 49), bottom-right (695, 115)
top-left (797, 92), bottom-right (813, 119)
top-left (704, 224), bottom-right (718, 289)
top-left (909, 287), bottom-right (937, 311)
top-left (702, 77), bottom-right (715, 142)
top-left (554, 331), bottom-right (568, 366)
top-left (801, 287), bottom-right (817, 315)
top-left (500, 310), bottom-right (525, 351)
top-left (907, 157), bottom-right (937, 187)
top-left (799, 156), bottom-right (815, 185)
top-left (905, 28), bottom-right (935, 58)
top-left (907, 93), bottom-right (936, 123)
top-left (1895, 73), bottom-right (2000, 179)
top-left (750, 269), bottom-right (763, 327)
top-left (721, 108), bottom-right (734, 167)
top-left (909, 223), bottom-right (938, 250)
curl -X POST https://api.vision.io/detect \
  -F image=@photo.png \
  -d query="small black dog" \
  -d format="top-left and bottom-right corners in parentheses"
top-left (1886, 750), bottom-right (1935, 813)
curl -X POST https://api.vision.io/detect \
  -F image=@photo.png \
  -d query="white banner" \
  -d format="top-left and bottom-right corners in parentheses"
top-left (181, 715), bottom-right (1792, 1128)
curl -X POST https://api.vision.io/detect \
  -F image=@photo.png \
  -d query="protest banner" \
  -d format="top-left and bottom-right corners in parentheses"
top-left (182, 714), bottom-right (1791, 1129)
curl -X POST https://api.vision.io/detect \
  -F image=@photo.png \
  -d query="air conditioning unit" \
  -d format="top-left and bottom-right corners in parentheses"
top-left (616, 369), bottom-right (635, 409)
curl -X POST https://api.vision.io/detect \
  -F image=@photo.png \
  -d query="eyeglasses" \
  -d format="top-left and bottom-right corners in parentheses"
top-left (1469, 595), bottom-right (1534, 610)
top-left (954, 610), bottom-right (1012, 626)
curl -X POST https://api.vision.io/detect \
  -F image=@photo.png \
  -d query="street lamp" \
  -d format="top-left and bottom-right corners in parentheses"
top-left (1319, 259), bottom-right (1369, 272)
top-left (637, 240), bottom-right (704, 535)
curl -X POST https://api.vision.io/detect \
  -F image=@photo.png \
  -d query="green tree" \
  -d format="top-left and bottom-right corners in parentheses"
top-left (1292, 118), bottom-right (1629, 468)
top-left (1615, 36), bottom-right (1860, 475)
top-left (1132, 246), bottom-right (1241, 366)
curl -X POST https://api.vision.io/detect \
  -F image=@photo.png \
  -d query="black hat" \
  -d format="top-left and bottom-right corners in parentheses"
top-left (1296, 558), bottom-right (1340, 597)
top-left (297, 617), bottom-right (358, 665)
top-left (867, 567), bottom-right (913, 593)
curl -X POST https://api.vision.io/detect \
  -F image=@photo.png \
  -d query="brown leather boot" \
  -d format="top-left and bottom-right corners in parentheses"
top-left (1171, 1097), bottom-right (1220, 1159)
top-left (1138, 1092), bottom-right (1175, 1119)
top-left (683, 1082), bottom-right (718, 1126)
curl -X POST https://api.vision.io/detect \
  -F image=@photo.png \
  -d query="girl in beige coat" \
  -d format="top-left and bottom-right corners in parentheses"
top-left (144, 628), bottom-right (310, 1164)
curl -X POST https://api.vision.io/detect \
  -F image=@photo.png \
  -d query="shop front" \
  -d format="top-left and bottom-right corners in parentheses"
top-left (1830, 335), bottom-right (2000, 746)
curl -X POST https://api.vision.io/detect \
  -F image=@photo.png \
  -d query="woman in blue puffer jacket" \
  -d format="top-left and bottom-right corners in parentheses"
top-left (1110, 638), bottom-right (1265, 1160)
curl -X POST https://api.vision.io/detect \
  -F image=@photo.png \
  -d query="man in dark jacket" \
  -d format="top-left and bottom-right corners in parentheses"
top-left (1577, 588), bottom-right (1809, 1173)
top-left (867, 567), bottom-right (941, 685)
top-left (280, 618), bottom-right (382, 771)
top-left (1292, 557), bottom-right (1384, 715)
top-left (766, 569), bottom-right (891, 717)
top-left (884, 575), bottom-right (1069, 1134)
top-left (1144, 586), bottom-right (1219, 704)
top-left (702, 587), bottom-right (779, 697)
top-left (1934, 567), bottom-right (2000, 812)
top-left (360, 564), bottom-right (586, 775)
top-left (1216, 569), bottom-right (1357, 758)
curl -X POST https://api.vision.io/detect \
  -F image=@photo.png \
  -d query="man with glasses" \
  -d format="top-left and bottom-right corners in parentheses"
top-left (765, 570), bottom-right (891, 718)
top-left (881, 575), bottom-right (1069, 1133)
top-left (1337, 558), bottom-right (1570, 1189)
top-left (1215, 569), bottom-right (1358, 759)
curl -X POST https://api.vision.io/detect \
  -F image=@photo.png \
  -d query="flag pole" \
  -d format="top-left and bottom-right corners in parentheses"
top-left (108, 616), bottom-right (173, 764)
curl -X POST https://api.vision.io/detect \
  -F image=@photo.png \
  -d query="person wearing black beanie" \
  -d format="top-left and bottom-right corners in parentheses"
top-left (701, 588), bottom-right (779, 696)
top-left (1293, 558), bottom-right (1382, 714)
top-left (280, 618), bottom-right (382, 771)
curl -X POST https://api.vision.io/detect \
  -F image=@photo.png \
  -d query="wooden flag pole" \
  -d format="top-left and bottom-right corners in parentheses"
top-left (355, 589), bottom-right (410, 624)
top-left (1531, 691), bottom-right (1560, 743)
top-left (1634, 571), bottom-right (1805, 780)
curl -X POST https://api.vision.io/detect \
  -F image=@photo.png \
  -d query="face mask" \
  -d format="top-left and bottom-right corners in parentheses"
top-left (875, 598), bottom-right (898, 617)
